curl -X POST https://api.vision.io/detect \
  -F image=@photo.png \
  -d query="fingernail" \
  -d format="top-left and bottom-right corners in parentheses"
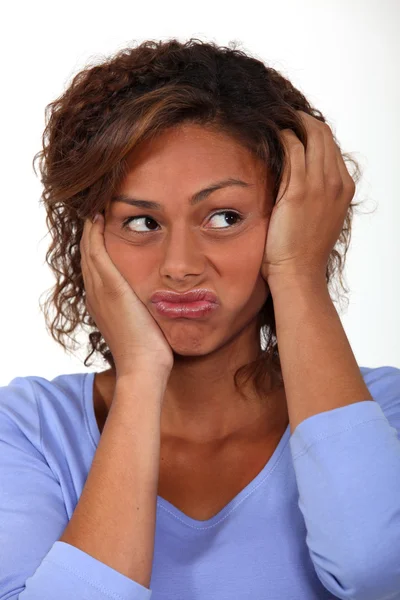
top-left (92, 214), bottom-right (101, 223)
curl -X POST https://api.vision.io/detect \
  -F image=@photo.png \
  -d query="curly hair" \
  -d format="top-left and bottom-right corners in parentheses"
top-left (34, 37), bottom-right (370, 403)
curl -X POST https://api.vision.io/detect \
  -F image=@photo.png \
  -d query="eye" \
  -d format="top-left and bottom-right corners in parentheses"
top-left (121, 210), bottom-right (243, 235)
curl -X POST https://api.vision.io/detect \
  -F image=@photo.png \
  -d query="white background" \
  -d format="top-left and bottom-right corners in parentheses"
top-left (0, 0), bottom-right (398, 385)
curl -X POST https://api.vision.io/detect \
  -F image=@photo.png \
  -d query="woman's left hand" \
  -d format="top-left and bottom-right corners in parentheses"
top-left (261, 110), bottom-right (356, 286)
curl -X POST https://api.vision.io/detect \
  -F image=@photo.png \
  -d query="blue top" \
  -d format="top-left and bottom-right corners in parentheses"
top-left (1, 366), bottom-right (400, 600)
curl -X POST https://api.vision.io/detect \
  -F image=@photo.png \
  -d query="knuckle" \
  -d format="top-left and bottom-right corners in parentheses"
top-left (79, 241), bottom-right (88, 259)
top-left (289, 182), bottom-right (307, 200)
top-left (326, 176), bottom-right (343, 193)
top-left (292, 137), bottom-right (304, 149)
top-left (88, 246), bottom-right (101, 261)
top-left (309, 181), bottom-right (325, 197)
top-left (346, 177), bottom-right (356, 192)
top-left (103, 282), bottom-right (124, 300)
top-left (322, 121), bottom-right (332, 134)
top-left (281, 129), bottom-right (298, 144)
top-left (313, 127), bottom-right (325, 141)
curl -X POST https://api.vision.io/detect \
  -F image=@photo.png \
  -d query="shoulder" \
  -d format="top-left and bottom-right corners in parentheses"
top-left (0, 376), bottom-right (41, 448)
top-left (0, 372), bottom-right (91, 450)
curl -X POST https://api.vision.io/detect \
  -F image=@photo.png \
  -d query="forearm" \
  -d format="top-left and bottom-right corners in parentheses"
top-left (59, 373), bottom-right (167, 589)
top-left (269, 276), bottom-right (373, 435)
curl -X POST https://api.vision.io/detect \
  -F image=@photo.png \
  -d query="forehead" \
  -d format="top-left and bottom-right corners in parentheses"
top-left (123, 123), bottom-right (268, 181)
top-left (106, 124), bottom-right (272, 214)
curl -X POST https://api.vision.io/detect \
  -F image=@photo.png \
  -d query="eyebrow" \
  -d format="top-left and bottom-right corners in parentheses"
top-left (110, 178), bottom-right (254, 211)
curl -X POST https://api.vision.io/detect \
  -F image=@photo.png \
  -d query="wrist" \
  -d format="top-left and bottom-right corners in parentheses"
top-left (116, 365), bottom-right (170, 388)
top-left (268, 273), bottom-right (328, 297)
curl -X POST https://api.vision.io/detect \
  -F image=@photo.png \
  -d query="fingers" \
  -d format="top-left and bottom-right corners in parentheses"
top-left (334, 142), bottom-right (356, 199)
top-left (320, 125), bottom-right (342, 190)
top-left (80, 213), bottom-right (130, 298)
top-left (318, 120), bottom-right (355, 201)
top-left (278, 130), bottom-right (306, 202)
top-left (285, 111), bottom-right (351, 200)
top-left (304, 124), bottom-right (325, 190)
top-left (80, 219), bottom-right (93, 292)
top-left (295, 112), bottom-right (325, 189)
top-left (80, 217), bottom-right (102, 296)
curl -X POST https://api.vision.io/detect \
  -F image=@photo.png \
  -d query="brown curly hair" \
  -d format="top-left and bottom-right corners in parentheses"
top-left (34, 37), bottom-right (371, 403)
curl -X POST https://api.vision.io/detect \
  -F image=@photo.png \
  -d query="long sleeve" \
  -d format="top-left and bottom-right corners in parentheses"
top-left (289, 365), bottom-right (400, 600)
top-left (2, 367), bottom-right (399, 599)
top-left (0, 378), bottom-right (152, 600)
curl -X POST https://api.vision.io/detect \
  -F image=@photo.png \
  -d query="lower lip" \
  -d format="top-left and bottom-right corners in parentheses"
top-left (152, 300), bottom-right (218, 319)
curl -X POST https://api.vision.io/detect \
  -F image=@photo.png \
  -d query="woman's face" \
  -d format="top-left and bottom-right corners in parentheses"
top-left (103, 123), bottom-right (274, 357)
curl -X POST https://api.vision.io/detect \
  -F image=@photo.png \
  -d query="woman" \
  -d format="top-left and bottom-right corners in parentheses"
top-left (1, 38), bottom-right (399, 599)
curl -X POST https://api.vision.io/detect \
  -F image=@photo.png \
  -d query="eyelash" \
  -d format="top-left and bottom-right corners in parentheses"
top-left (121, 210), bottom-right (244, 235)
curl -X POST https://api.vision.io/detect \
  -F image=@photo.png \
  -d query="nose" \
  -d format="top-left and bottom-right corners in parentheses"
top-left (158, 225), bottom-right (205, 280)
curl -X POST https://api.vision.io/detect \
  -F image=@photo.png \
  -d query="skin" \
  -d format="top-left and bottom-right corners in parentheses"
top-left (100, 122), bottom-right (288, 444)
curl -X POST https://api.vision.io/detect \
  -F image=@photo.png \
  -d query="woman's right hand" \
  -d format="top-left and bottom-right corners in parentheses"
top-left (80, 213), bottom-right (174, 380)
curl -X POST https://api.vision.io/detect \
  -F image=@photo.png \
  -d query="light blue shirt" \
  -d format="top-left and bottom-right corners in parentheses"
top-left (1, 366), bottom-right (400, 599)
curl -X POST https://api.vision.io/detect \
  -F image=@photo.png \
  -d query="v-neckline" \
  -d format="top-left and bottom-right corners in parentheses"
top-left (84, 371), bottom-right (291, 529)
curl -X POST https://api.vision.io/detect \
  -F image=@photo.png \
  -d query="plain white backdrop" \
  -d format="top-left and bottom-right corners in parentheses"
top-left (0, 0), bottom-right (398, 386)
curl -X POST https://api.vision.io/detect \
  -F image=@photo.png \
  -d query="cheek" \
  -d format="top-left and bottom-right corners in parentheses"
top-left (222, 227), bottom-right (266, 275)
top-left (104, 224), bottom-right (267, 288)
top-left (226, 245), bottom-right (262, 274)
top-left (104, 235), bottom-right (149, 286)
top-left (221, 235), bottom-right (267, 301)
top-left (104, 235), bottom-right (128, 268)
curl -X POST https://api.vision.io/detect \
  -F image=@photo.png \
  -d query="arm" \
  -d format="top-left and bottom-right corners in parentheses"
top-left (59, 371), bottom-right (167, 588)
top-left (269, 275), bottom-right (373, 435)
top-left (0, 372), bottom-right (166, 599)
top-left (270, 275), bottom-right (400, 599)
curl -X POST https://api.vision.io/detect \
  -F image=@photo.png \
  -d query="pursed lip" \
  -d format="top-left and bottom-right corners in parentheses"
top-left (150, 288), bottom-right (219, 304)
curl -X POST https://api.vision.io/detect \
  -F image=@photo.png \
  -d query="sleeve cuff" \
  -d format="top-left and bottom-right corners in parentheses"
top-left (40, 541), bottom-right (152, 599)
top-left (289, 400), bottom-right (388, 460)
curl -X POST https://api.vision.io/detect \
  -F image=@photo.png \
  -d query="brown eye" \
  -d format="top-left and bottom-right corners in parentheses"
top-left (207, 211), bottom-right (242, 229)
top-left (121, 211), bottom-right (243, 235)
top-left (122, 216), bottom-right (159, 233)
